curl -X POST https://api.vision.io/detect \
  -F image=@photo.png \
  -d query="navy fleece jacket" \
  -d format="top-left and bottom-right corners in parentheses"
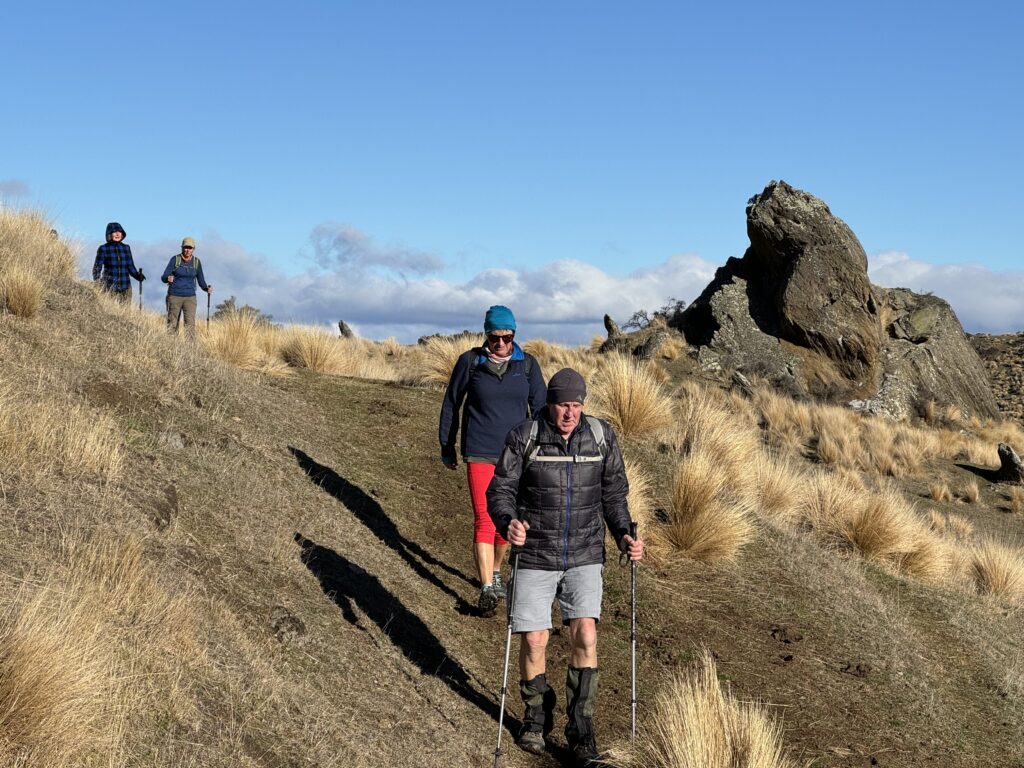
top-left (438, 343), bottom-right (546, 463)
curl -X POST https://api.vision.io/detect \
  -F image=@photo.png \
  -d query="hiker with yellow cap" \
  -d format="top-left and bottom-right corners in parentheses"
top-left (161, 237), bottom-right (212, 339)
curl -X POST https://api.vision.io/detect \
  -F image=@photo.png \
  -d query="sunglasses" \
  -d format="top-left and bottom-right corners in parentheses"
top-left (487, 333), bottom-right (514, 345)
top-left (182, 246), bottom-right (194, 250)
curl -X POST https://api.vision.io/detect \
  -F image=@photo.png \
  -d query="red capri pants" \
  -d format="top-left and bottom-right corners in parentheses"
top-left (467, 462), bottom-right (508, 546)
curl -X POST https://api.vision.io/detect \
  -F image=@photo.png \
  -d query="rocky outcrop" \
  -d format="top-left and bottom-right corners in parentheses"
top-left (678, 181), bottom-right (880, 399)
top-left (675, 180), bottom-right (999, 419)
top-left (598, 314), bottom-right (680, 359)
top-left (870, 288), bottom-right (999, 420)
top-left (970, 332), bottom-right (1024, 423)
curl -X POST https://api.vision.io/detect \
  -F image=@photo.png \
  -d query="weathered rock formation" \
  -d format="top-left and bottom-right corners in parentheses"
top-left (675, 180), bottom-right (999, 419)
top-left (970, 332), bottom-right (1024, 423)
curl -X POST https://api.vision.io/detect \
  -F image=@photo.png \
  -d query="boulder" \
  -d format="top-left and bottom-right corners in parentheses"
top-left (995, 443), bottom-right (1024, 484)
top-left (872, 288), bottom-right (1000, 420)
top-left (676, 180), bottom-right (999, 418)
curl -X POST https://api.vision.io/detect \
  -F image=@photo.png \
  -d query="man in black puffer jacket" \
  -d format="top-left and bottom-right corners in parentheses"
top-left (488, 368), bottom-right (644, 765)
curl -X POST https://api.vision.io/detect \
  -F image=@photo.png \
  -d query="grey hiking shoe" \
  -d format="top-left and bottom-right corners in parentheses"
top-left (477, 585), bottom-right (499, 617)
top-left (491, 570), bottom-right (506, 599)
top-left (516, 729), bottom-right (546, 755)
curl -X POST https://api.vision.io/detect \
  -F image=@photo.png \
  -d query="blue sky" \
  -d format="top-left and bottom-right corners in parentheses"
top-left (3, 1), bottom-right (1022, 342)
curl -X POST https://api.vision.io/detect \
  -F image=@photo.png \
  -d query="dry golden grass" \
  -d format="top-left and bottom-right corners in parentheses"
top-left (0, 387), bottom-right (122, 480)
top-left (0, 265), bottom-right (43, 317)
top-left (947, 514), bottom-right (974, 540)
top-left (203, 312), bottom-right (291, 375)
top-left (607, 649), bottom-right (795, 768)
top-left (279, 325), bottom-right (347, 374)
top-left (1010, 486), bottom-right (1024, 515)
top-left (664, 450), bottom-right (754, 563)
top-left (798, 472), bottom-right (863, 539)
top-left (928, 509), bottom-right (946, 533)
top-left (0, 532), bottom-right (198, 768)
top-left (622, 456), bottom-right (663, 563)
top-left (419, 334), bottom-right (483, 387)
top-left (971, 539), bottom-right (1024, 602)
top-left (929, 482), bottom-right (953, 503)
top-left (0, 589), bottom-right (122, 767)
top-left (588, 354), bottom-right (674, 440)
top-left (0, 209), bottom-right (77, 281)
top-left (960, 480), bottom-right (980, 504)
top-left (751, 388), bottom-right (814, 457)
top-left (749, 455), bottom-right (805, 526)
top-left (672, 381), bottom-right (762, 474)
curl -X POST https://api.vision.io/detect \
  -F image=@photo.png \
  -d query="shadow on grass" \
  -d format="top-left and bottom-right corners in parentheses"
top-left (295, 533), bottom-right (511, 730)
top-left (289, 446), bottom-right (475, 614)
top-left (955, 463), bottom-right (1000, 483)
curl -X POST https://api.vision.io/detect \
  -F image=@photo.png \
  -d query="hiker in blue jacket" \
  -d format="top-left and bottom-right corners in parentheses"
top-left (92, 222), bottom-right (144, 304)
top-left (161, 237), bottom-right (212, 340)
top-left (438, 306), bottom-right (546, 617)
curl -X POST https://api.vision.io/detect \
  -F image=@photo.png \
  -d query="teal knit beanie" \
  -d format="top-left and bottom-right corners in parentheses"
top-left (484, 305), bottom-right (516, 333)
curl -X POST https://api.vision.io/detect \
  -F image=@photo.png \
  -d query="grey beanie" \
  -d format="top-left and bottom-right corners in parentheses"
top-left (546, 368), bottom-right (587, 404)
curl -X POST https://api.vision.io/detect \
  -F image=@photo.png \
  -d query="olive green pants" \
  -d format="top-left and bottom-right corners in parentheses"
top-left (166, 295), bottom-right (198, 339)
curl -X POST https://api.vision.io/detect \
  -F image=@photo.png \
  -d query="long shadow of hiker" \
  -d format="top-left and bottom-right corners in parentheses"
top-left (296, 533), bottom-right (511, 730)
top-left (289, 446), bottom-right (475, 614)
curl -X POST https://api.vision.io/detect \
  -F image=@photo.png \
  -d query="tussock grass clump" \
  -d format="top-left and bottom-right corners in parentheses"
top-left (0, 265), bottom-right (43, 317)
top-left (971, 539), bottom-right (1024, 602)
top-left (204, 312), bottom-right (290, 375)
top-left (279, 326), bottom-right (347, 374)
top-left (589, 354), bottom-right (674, 439)
top-left (665, 451), bottom-right (754, 563)
top-left (929, 482), bottom-right (953, 503)
top-left (607, 649), bottom-right (795, 768)
top-left (959, 480), bottom-right (980, 504)
top-left (749, 455), bottom-right (805, 525)
top-left (419, 334), bottom-right (483, 387)
top-left (0, 590), bottom-right (122, 767)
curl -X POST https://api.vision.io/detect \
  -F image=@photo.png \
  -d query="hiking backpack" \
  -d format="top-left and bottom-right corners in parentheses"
top-left (523, 416), bottom-right (607, 467)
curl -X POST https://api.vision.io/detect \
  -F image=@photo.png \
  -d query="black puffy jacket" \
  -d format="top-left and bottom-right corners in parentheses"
top-left (487, 409), bottom-right (631, 571)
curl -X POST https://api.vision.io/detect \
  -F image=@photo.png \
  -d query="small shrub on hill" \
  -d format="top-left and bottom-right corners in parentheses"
top-left (279, 326), bottom-right (347, 375)
top-left (665, 450), bottom-right (754, 563)
top-left (971, 540), bottom-right (1024, 602)
top-left (0, 265), bottom-right (43, 317)
top-left (607, 649), bottom-right (795, 768)
top-left (589, 354), bottom-right (674, 439)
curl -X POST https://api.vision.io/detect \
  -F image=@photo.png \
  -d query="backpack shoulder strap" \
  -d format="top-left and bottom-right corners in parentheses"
top-left (524, 420), bottom-right (540, 464)
top-left (585, 416), bottom-right (607, 457)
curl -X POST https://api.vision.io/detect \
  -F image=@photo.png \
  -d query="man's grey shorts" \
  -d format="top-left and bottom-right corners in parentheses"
top-left (510, 564), bottom-right (604, 633)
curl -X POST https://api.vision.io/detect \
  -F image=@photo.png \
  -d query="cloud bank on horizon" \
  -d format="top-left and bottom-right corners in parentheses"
top-left (77, 227), bottom-right (1024, 345)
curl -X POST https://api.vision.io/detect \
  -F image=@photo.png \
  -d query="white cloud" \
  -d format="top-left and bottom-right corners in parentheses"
top-left (77, 229), bottom-right (718, 344)
top-left (869, 250), bottom-right (1024, 334)
top-left (311, 223), bottom-right (444, 276)
top-left (0, 179), bottom-right (30, 198)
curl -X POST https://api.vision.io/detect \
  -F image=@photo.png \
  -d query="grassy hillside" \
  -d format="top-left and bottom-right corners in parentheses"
top-left (3, 209), bottom-right (1024, 767)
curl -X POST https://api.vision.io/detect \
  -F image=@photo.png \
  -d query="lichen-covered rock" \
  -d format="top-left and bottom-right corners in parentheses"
top-left (876, 288), bottom-right (999, 420)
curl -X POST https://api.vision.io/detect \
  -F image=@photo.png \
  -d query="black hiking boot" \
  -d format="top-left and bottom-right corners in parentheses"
top-left (477, 585), bottom-right (499, 617)
top-left (516, 673), bottom-right (556, 755)
top-left (491, 570), bottom-right (506, 600)
top-left (566, 666), bottom-right (601, 766)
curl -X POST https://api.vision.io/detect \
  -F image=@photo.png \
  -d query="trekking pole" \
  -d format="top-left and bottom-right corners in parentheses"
top-left (138, 270), bottom-right (143, 311)
top-left (493, 534), bottom-right (523, 767)
top-left (206, 291), bottom-right (211, 331)
top-left (630, 520), bottom-right (638, 742)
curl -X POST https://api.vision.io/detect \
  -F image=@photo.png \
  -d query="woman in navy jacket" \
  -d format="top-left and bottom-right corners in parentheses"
top-left (438, 305), bottom-right (546, 617)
